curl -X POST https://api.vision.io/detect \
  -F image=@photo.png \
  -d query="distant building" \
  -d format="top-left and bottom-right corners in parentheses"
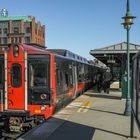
top-left (0, 13), bottom-right (45, 47)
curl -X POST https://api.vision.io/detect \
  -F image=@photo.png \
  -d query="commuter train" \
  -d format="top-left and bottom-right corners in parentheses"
top-left (0, 44), bottom-right (104, 138)
top-left (132, 51), bottom-right (140, 132)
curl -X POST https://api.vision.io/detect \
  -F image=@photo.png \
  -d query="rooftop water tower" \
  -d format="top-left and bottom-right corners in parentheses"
top-left (0, 9), bottom-right (8, 17)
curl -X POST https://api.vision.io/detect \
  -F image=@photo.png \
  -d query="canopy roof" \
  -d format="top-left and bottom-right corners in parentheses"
top-left (90, 42), bottom-right (140, 55)
top-left (90, 42), bottom-right (140, 65)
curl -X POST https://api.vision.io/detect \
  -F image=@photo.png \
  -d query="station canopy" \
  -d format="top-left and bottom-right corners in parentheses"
top-left (90, 42), bottom-right (140, 82)
top-left (90, 42), bottom-right (140, 65)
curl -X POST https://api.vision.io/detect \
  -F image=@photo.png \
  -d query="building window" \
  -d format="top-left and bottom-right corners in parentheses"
top-left (0, 38), bottom-right (1, 44)
top-left (43, 32), bottom-right (45, 38)
top-left (38, 30), bottom-right (41, 36)
top-left (3, 28), bottom-right (8, 34)
top-left (3, 38), bottom-right (7, 44)
top-left (11, 37), bottom-right (14, 43)
top-left (25, 37), bottom-right (30, 43)
top-left (19, 37), bottom-right (22, 43)
top-left (26, 27), bottom-right (31, 33)
top-left (15, 37), bottom-right (18, 43)
top-left (0, 28), bottom-right (2, 34)
top-left (35, 23), bottom-right (37, 34)
top-left (13, 27), bottom-right (19, 33)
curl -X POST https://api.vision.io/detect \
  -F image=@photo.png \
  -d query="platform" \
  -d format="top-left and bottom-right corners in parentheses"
top-left (18, 89), bottom-right (138, 140)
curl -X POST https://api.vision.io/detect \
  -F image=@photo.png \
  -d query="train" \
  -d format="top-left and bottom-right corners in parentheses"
top-left (132, 51), bottom-right (140, 133)
top-left (0, 44), bottom-right (104, 138)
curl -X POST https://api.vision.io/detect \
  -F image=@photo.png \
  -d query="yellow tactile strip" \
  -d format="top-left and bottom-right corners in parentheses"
top-left (53, 95), bottom-right (91, 120)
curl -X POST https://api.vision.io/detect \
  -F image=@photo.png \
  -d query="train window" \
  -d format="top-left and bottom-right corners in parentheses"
top-left (11, 64), bottom-right (22, 87)
top-left (29, 62), bottom-right (48, 87)
top-left (56, 68), bottom-right (61, 85)
top-left (65, 73), bottom-right (69, 87)
top-left (0, 63), bottom-right (4, 84)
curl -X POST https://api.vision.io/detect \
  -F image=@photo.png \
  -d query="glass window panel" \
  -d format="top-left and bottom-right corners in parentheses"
top-left (13, 27), bottom-right (19, 33)
top-left (29, 62), bottom-right (48, 87)
top-left (3, 37), bottom-right (7, 44)
top-left (3, 28), bottom-right (7, 34)
top-left (11, 64), bottom-right (22, 87)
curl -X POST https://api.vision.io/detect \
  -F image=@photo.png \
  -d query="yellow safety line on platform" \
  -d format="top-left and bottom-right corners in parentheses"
top-left (77, 101), bottom-right (92, 113)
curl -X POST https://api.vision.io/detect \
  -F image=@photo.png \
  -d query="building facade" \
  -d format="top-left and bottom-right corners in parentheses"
top-left (0, 15), bottom-right (45, 47)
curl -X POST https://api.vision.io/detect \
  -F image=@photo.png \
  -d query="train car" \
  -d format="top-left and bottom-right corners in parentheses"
top-left (0, 44), bottom-right (102, 138)
top-left (132, 51), bottom-right (140, 133)
top-left (47, 49), bottom-right (95, 94)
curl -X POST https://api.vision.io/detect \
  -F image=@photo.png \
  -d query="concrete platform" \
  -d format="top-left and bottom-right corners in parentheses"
top-left (18, 89), bottom-right (138, 140)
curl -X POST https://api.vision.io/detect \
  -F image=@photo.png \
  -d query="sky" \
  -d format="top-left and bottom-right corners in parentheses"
top-left (0, 0), bottom-right (140, 60)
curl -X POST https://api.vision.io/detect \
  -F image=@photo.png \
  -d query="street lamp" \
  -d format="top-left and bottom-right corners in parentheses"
top-left (122, 0), bottom-right (136, 116)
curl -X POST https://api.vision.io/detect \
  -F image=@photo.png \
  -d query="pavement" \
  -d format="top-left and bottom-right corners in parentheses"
top-left (19, 89), bottom-right (139, 140)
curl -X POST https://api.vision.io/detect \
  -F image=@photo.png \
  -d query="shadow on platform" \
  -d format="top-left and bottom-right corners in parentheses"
top-left (88, 87), bottom-right (121, 93)
top-left (47, 119), bottom-right (129, 140)
top-left (19, 117), bottom-right (95, 140)
top-left (84, 93), bottom-right (121, 100)
top-left (20, 117), bottom-right (129, 140)
top-left (92, 126), bottom-right (129, 139)
top-left (88, 108), bottom-right (123, 116)
top-left (47, 119), bottom-right (95, 140)
top-left (68, 104), bottom-right (123, 116)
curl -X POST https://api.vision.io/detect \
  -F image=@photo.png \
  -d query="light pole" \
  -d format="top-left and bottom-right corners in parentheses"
top-left (122, 0), bottom-right (136, 116)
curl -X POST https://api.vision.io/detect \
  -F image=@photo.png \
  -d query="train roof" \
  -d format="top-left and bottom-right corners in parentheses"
top-left (25, 45), bottom-right (88, 64)
top-left (47, 49), bottom-right (88, 63)
top-left (0, 44), bottom-right (52, 56)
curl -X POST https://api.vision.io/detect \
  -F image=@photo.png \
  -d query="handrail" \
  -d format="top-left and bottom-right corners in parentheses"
top-left (1, 89), bottom-right (3, 111)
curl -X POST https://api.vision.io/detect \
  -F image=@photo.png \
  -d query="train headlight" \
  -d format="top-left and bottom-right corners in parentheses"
top-left (41, 94), bottom-right (47, 100)
top-left (13, 45), bottom-right (19, 57)
top-left (40, 105), bottom-right (46, 111)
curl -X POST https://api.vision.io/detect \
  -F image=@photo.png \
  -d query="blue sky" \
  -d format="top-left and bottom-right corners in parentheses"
top-left (0, 0), bottom-right (140, 60)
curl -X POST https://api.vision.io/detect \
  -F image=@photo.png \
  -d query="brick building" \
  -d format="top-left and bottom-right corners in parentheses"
top-left (0, 15), bottom-right (45, 47)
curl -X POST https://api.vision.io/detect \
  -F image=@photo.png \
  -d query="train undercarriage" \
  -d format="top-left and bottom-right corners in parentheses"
top-left (0, 113), bottom-right (45, 139)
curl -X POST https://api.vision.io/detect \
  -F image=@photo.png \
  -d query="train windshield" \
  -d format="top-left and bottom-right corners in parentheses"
top-left (29, 58), bottom-right (50, 88)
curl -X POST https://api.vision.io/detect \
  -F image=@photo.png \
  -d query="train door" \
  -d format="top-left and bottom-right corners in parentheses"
top-left (72, 62), bottom-right (78, 98)
top-left (7, 62), bottom-right (25, 110)
top-left (4, 46), bottom-right (26, 111)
